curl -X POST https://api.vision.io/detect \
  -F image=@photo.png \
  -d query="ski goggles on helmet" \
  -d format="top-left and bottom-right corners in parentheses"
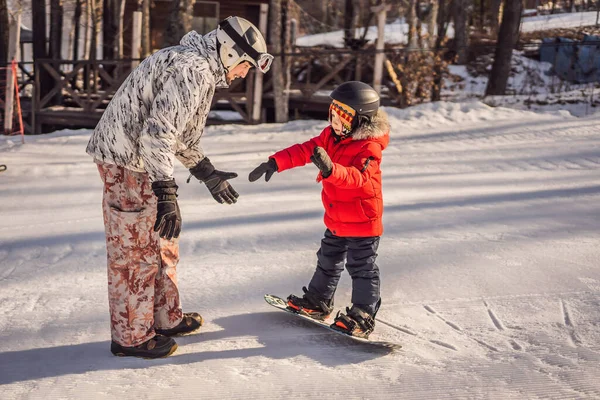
top-left (219, 19), bottom-right (273, 74)
top-left (256, 52), bottom-right (274, 73)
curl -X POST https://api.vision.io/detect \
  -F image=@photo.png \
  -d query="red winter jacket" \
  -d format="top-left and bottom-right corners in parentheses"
top-left (271, 110), bottom-right (390, 237)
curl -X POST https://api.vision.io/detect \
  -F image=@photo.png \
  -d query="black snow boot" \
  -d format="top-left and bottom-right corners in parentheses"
top-left (155, 312), bottom-right (203, 337)
top-left (111, 334), bottom-right (177, 359)
top-left (287, 286), bottom-right (334, 320)
top-left (331, 299), bottom-right (381, 338)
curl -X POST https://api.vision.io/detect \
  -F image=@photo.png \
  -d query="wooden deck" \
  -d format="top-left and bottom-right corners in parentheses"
top-left (25, 50), bottom-right (391, 133)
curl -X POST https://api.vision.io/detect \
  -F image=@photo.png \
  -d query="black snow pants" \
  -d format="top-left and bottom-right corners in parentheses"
top-left (307, 229), bottom-right (381, 316)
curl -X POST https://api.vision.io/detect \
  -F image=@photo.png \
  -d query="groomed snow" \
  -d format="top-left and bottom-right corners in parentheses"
top-left (1, 101), bottom-right (599, 399)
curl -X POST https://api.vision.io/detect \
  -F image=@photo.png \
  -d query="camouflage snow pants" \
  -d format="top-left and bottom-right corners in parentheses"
top-left (97, 162), bottom-right (183, 347)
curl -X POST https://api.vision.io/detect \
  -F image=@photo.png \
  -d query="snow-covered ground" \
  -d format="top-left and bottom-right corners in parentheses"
top-left (1, 102), bottom-right (599, 399)
top-left (296, 11), bottom-right (600, 48)
top-left (442, 52), bottom-right (600, 117)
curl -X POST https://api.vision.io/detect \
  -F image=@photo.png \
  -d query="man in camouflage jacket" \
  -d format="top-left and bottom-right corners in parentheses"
top-left (87, 17), bottom-right (271, 358)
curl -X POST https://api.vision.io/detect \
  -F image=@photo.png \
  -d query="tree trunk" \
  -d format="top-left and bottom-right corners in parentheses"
top-left (116, 0), bottom-right (126, 58)
top-left (428, 0), bottom-right (439, 48)
top-left (320, 0), bottom-right (328, 31)
top-left (490, 0), bottom-right (502, 36)
top-left (141, 0), bottom-right (151, 56)
top-left (49, 0), bottom-right (64, 60)
top-left (102, 0), bottom-right (125, 58)
top-left (90, 0), bottom-right (103, 61)
top-left (103, 0), bottom-right (116, 59)
top-left (485, 0), bottom-right (522, 96)
top-left (343, 0), bottom-right (354, 45)
top-left (84, 0), bottom-right (91, 59)
top-left (453, 0), bottom-right (469, 64)
top-left (416, 0), bottom-right (424, 49)
top-left (32, 0), bottom-right (53, 99)
top-left (406, 0), bottom-right (418, 49)
top-left (270, 0), bottom-right (288, 123)
top-left (431, 0), bottom-right (447, 101)
top-left (0, 0), bottom-right (8, 65)
top-left (73, 0), bottom-right (83, 60)
top-left (164, 0), bottom-right (193, 47)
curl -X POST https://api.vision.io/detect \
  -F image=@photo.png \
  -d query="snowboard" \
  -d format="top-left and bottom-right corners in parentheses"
top-left (264, 294), bottom-right (402, 350)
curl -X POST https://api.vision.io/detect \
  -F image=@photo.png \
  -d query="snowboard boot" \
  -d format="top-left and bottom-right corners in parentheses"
top-left (110, 334), bottom-right (177, 359)
top-left (155, 312), bottom-right (203, 337)
top-left (287, 286), bottom-right (334, 320)
top-left (331, 299), bottom-right (381, 339)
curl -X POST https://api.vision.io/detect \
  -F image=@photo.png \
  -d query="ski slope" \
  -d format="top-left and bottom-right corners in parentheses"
top-left (1, 102), bottom-right (600, 399)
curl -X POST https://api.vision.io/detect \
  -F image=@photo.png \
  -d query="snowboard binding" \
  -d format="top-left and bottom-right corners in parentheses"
top-left (332, 299), bottom-right (381, 338)
top-left (332, 307), bottom-right (375, 338)
top-left (286, 286), bottom-right (334, 320)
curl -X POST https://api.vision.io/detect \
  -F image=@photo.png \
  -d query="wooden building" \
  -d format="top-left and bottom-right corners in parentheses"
top-left (122, 0), bottom-right (271, 58)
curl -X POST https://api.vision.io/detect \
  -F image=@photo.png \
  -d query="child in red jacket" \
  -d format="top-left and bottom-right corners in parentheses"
top-left (249, 81), bottom-right (390, 338)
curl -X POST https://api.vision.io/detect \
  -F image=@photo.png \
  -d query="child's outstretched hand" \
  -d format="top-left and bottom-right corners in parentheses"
top-left (310, 147), bottom-right (333, 178)
top-left (249, 158), bottom-right (278, 182)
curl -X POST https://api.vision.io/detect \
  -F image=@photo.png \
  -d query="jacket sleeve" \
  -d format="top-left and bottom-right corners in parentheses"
top-left (174, 73), bottom-right (215, 169)
top-left (270, 129), bottom-right (328, 172)
top-left (326, 144), bottom-right (382, 189)
top-left (139, 66), bottom-right (203, 182)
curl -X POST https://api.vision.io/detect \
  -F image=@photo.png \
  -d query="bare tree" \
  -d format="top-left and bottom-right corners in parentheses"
top-left (432, 0), bottom-right (450, 101)
top-left (453, 0), bottom-right (469, 64)
top-left (406, 0), bottom-right (418, 49)
top-left (164, 0), bottom-right (193, 47)
top-left (485, 0), bottom-right (522, 96)
top-left (49, 0), bottom-right (64, 60)
top-left (343, 0), bottom-right (355, 45)
top-left (490, 0), bottom-right (502, 36)
top-left (32, 0), bottom-right (53, 98)
top-left (90, 0), bottom-right (103, 61)
top-left (270, 0), bottom-right (288, 122)
top-left (0, 0), bottom-right (8, 65)
top-left (72, 0), bottom-right (83, 60)
top-left (103, 0), bottom-right (116, 59)
top-left (427, 0), bottom-right (439, 49)
top-left (140, 0), bottom-right (151, 56)
top-left (84, 0), bottom-right (91, 59)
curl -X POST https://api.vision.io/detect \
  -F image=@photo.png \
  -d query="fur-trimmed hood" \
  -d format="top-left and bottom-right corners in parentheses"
top-left (351, 109), bottom-right (390, 141)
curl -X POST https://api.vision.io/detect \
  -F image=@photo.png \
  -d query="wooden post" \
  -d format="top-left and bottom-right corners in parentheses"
top-left (4, 13), bottom-right (20, 134)
top-left (371, 3), bottom-right (391, 94)
top-left (131, 11), bottom-right (142, 69)
top-left (252, 3), bottom-right (269, 124)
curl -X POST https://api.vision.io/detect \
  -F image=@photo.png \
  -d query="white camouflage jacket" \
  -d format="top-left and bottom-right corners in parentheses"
top-left (86, 30), bottom-right (228, 182)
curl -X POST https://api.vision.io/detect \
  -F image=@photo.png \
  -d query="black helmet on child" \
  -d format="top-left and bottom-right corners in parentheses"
top-left (330, 81), bottom-right (380, 118)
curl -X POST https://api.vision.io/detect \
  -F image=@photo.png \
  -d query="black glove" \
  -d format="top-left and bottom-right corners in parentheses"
top-left (189, 157), bottom-right (239, 204)
top-left (152, 180), bottom-right (182, 240)
top-left (310, 147), bottom-right (333, 178)
top-left (248, 158), bottom-right (278, 182)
